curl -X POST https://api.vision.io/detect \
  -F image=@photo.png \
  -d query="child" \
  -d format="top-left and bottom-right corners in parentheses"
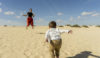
top-left (23, 8), bottom-right (35, 29)
top-left (45, 21), bottom-right (72, 58)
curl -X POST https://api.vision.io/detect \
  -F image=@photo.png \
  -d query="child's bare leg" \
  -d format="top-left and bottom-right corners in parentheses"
top-left (32, 26), bottom-right (34, 29)
top-left (55, 48), bottom-right (60, 58)
top-left (56, 52), bottom-right (59, 58)
top-left (26, 26), bottom-right (28, 29)
top-left (50, 50), bottom-right (55, 58)
top-left (31, 21), bottom-right (34, 29)
top-left (49, 43), bottom-right (55, 58)
top-left (56, 56), bottom-right (59, 58)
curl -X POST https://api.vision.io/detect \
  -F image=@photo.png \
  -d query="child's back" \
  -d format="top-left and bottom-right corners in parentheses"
top-left (45, 28), bottom-right (69, 42)
top-left (45, 21), bottom-right (72, 58)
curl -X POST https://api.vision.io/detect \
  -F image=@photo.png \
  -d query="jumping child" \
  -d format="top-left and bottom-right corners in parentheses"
top-left (23, 8), bottom-right (35, 29)
top-left (45, 21), bottom-right (72, 58)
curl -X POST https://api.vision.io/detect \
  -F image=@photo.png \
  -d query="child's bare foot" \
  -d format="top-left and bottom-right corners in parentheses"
top-left (26, 27), bottom-right (28, 30)
top-left (32, 26), bottom-right (34, 29)
top-left (56, 56), bottom-right (59, 58)
top-left (46, 39), bottom-right (48, 42)
top-left (68, 30), bottom-right (72, 34)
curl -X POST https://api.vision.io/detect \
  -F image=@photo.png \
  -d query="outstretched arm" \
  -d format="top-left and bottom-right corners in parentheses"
top-left (23, 14), bottom-right (27, 16)
top-left (59, 29), bottom-right (72, 34)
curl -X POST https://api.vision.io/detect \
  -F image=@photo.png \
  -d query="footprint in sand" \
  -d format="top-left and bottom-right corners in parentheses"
top-left (24, 49), bottom-right (32, 58)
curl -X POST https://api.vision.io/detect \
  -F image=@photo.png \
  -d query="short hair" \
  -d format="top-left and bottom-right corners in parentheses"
top-left (49, 21), bottom-right (57, 28)
top-left (30, 8), bottom-right (32, 10)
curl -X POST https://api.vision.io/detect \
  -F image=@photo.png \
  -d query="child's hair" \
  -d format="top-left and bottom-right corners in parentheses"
top-left (49, 21), bottom-right (57, 28)
top-left (30, 8), bottom-right (32, 11)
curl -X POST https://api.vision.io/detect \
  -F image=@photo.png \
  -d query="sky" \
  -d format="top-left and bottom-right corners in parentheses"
top-left (0, 0), bottom-right (100, 26)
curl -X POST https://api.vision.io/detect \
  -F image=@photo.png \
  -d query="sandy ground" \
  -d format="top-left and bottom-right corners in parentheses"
top-left (0, 26), bottom-right (100, 58)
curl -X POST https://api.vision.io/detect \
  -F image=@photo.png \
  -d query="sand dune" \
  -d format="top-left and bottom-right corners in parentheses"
top-left (0, 26), bottom-right (100, 58)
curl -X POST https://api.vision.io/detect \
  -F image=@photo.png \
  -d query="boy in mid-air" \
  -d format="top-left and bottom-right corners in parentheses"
top-left (45, 21), bottom-right (72, 58)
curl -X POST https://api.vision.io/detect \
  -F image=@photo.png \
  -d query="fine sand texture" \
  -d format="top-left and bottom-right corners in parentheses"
top-left (0, 26), bottom-right (100, 58)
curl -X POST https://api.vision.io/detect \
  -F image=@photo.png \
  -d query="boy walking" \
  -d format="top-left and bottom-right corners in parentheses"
top-left (45, 21), bottom-right (72, 58)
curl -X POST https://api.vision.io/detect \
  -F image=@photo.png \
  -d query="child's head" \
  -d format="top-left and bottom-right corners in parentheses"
top-left (29, 8), bottom-right (32, 12)
top-left (49, 21), bottom-right (57, 28)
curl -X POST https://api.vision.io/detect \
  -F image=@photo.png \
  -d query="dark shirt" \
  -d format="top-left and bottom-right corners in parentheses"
top-left (27, 12), bottom-right (33, 17)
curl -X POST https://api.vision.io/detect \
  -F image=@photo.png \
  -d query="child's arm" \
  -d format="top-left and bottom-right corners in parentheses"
top-left (45, 30), bottom-right (50, 42)
top-left (58, 29), bottom-right (72, 34)
top-left (23, 12), bottom-right (28, 16)
top-left (23, 14), bottom-right (27, 16)
top-left (46, 38), bottom-right (48, 42)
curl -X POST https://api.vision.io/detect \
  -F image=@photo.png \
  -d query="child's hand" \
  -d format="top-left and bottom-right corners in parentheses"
top-left (68, 30), bottom-right (72, 34)
top-left (46, 39), bottom-right (48, 42)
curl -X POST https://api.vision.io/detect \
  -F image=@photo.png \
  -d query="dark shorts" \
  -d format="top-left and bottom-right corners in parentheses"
top-left (27, 17), bottom-right (33, 26)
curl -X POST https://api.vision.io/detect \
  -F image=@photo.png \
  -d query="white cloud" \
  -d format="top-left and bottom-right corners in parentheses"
top-left (56, 19), bottom-right (63, 23)
top-left (35, 18), bottom-right (44, 23)
top-left (77, 16), bottom-right (81, 19)
top-left (81, 11), bottom-right (93, 16)
top-left (4, 11), bottom-right (15, 15)
top-left (16, 12), bottom-right (24, 19)
top-left (56, 19), bottom-right (67, 25)
top-left (81, 11), bottom-right (100, 17)
top-left (69, 16), bottom-right (74, 21)
top-left (7, 20), bottom-right (12, 23)
top-left (92, 13), bottom-right (100, 16)
top-left (0, 2), bottom-right (2, 6)
top-left (57, 12), bottom-right (63, 16)
top-left (35, 18), bottom-right (48, 25)
top-left (0, 8), bottom-right (2, 13)
top-left (0, 19), bottom-right (23, 26)
top-left (20, 13), bottom-right (23, 16)
top-left (16, 16), bottom-right (21, 19)
top-left (48, 16), bottom-right (55, 18)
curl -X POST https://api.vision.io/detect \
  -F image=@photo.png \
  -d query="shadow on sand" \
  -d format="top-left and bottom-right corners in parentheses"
top-left (67, 51), bottom-right (100, 58)
top-left (37, 32), bottom-right (45, 34)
